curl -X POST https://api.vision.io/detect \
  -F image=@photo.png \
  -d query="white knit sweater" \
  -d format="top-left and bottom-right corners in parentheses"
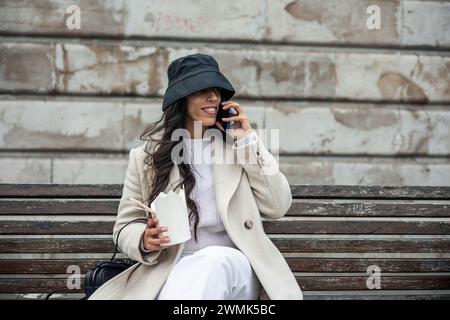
top-left (180, 135), bottom-right (236, 258)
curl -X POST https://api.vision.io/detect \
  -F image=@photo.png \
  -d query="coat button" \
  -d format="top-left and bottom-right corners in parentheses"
top-left (244, 220), bottom-right (253, 229)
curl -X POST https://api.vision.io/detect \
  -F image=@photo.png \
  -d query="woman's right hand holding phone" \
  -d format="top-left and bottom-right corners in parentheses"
top-left (143, 216), bottom-right (172, 251)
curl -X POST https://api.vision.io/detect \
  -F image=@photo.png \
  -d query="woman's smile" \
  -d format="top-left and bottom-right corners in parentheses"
top-left (200, 106), bottom-right (218, 116)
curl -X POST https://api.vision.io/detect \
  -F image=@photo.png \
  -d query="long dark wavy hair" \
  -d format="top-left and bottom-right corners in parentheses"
top-left (139, 98), bottom-right (226, 243)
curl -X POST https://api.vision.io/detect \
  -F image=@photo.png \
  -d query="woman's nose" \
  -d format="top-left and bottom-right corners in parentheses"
top-left (207, 89), bottom-right (220, 101)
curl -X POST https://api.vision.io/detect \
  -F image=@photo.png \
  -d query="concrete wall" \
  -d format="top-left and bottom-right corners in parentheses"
top-left (0, 0), bottom-right (449, 185)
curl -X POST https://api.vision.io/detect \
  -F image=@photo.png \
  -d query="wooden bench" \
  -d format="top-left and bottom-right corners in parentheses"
top-left (0, 184), bottom-right (449, 300)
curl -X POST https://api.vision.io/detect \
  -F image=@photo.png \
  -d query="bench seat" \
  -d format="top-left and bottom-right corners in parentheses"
top-left (0, 184), bottom-right (449, 300)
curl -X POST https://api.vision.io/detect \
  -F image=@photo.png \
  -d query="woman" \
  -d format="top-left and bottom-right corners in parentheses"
top-left (89, 53), bottom-right (303, 300)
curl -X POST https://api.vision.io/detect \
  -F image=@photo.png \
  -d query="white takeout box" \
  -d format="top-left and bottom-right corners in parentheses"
top-left (150, 186), bottom-right (191, 246)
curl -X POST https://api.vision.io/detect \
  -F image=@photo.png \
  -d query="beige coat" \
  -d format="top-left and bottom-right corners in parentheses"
top-left (89, 131), bottom-right (303, 300)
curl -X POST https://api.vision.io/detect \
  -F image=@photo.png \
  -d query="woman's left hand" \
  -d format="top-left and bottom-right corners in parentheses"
top-left (215, 100), bottom-right (254, 141)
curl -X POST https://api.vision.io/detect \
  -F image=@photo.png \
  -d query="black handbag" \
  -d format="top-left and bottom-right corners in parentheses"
top-left (83, 217), bottom-right (148, 299)
top-left (83, 258), bottom-right (137, 299)
top-left (45, 217), bottom-right (147, 300)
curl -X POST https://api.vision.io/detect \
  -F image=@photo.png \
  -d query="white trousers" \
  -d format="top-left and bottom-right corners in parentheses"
top-left (155, 245), bottom-right (261, 300)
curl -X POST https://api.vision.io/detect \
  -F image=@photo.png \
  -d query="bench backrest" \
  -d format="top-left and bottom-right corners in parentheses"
top-left (0, 184), bottom-right (449, 300)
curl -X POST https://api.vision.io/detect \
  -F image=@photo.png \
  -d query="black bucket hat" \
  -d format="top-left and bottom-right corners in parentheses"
top-left (162, 53), bottom-right (235, 111)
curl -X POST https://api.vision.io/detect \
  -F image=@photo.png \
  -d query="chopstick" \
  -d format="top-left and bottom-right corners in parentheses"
top-left (128, 197), bottom-right (156, 219)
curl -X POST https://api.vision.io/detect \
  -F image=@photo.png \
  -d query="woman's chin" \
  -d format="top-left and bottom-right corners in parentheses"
top-left (201, 118), bottom-right (216, 127)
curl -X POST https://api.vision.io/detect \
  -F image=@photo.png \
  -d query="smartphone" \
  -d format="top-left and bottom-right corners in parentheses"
top-left (216, 101), bottom-right (235, 130)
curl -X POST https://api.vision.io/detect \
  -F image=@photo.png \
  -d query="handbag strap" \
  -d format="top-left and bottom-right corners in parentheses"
top-left (111, 217), bottom-right (147, 261)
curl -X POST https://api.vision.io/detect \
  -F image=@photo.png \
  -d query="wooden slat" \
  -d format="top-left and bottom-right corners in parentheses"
top-left (285, 258), bottom-right (450, 273)
top-left (0, 277), bottom-right (85, 294)
top-left (296, 276), bottom-right (450, 291)
top-left (271, 237), bottom-right (450, 254)
top-left (2, 201), bottom-right (450, 218)
top-left (1, 237), bottom-right (449, 254)
top-left (0, 200), bottom-right (119, 215)
top-left (288, 201), bottom-right (450, 217)
top-left (0, 239), bottom-right (114, 254)
top-left (0, 260), bottom-right (104, 274)
top-left (0, 293), bottom-right (85, 300)
top-left (290, 185), bottom-right (450, 200)
top-left (1, 275), bottom-right (449, 293)
top-left (1, 258), bottom-right (449, 274)
top-left (263, 219), bottom-right (450, 235)
top-left (1, 184), bottom-right (450, 199)
top-left (2, 219), bottom-right (450, 235)
top-left (2, 199), bottom-right (450, 217)
top-left (0, 221), bottom-right (115, 235)
top-left (0, 184), bottom-right (122, 198)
